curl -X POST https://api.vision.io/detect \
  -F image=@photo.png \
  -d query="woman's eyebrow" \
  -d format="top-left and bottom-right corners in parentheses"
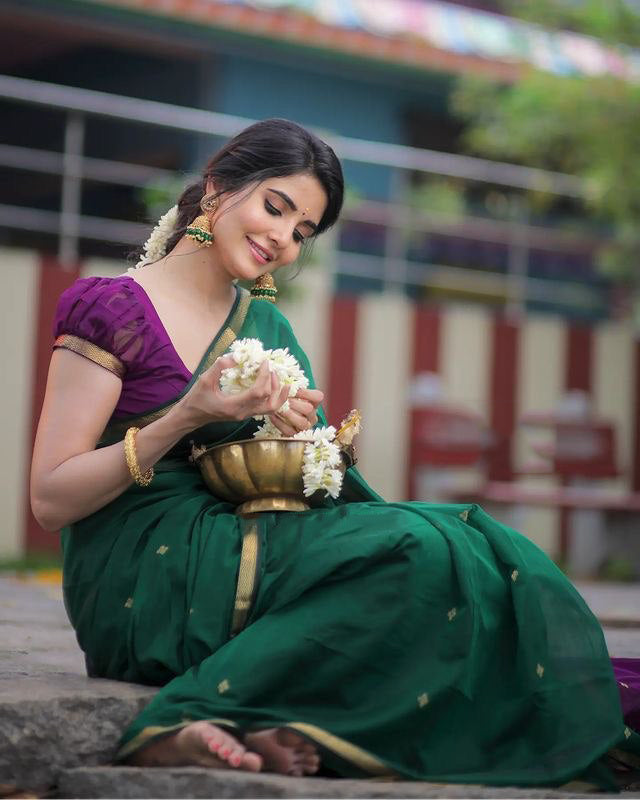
top-left (267, 188), bottom-right (318, 232)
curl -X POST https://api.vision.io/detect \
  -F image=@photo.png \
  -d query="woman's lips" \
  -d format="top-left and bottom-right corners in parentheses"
top-left (247, 237), bottom-right (272, 265)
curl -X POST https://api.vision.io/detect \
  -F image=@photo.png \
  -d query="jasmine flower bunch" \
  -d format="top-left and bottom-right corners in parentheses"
top-left (220, 339), bottom-right (309, 415)
top-left (220, 338), bottom-right (344, 499)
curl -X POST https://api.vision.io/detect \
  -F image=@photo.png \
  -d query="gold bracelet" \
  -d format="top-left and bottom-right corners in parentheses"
top-left (124, 426), bottom-right (154, 487)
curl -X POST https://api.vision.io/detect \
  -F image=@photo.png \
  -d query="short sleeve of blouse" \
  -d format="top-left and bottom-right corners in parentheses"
top-left (53, 276), bottom-right (147, 378)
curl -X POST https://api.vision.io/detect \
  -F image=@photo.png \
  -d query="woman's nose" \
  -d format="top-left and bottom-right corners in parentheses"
top-left (268, 220), bottom-right (296, 248)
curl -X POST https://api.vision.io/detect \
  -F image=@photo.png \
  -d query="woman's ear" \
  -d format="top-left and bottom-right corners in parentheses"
top-left (205, 179), bottom-right (216, 197)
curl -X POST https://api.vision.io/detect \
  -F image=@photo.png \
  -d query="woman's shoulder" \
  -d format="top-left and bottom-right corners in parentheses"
top-left (56, 273), bottom-right (139, 318)
top-left (54, 273), bottom-right (146, 331)
top-left (53, 273), bottom-right (152, 367)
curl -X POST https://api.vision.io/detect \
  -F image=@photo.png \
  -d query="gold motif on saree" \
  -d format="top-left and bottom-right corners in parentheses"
top-left (417, 693), bottom-right (429, 708)
top-left (511, 569), bottom-right (519, 582)
top-left (624, 726), bottom-right (632, 739)
top-left (217, 679), bottom-right (230, 695)
top-left (536, 663), bottom-right (545, 678)
top-left (156, 545), bottom-right (169, 555)
top-left (459, 509), bottom-right (469, 522)
top-left (620, 681), bottom-right (629, 688)
top-left (124, 597), bottom-right (133, 608)
top-left (447, 607), bottom-right (457, 622)
top-left (54, 334), bottom-right (125, 377)
top-left (230, 521), bottom-right (260, 637)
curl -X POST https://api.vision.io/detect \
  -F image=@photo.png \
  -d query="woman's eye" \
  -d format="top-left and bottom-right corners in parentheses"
top-left (265, 200), bottom-right (280, 216)
top-left (265, 199), bottom-right (304, 244)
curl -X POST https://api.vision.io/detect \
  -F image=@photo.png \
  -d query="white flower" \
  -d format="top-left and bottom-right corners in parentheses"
top-left (230, 338), bottom-right (266, 368)
top-left (219, 366), bottom-right (242, 394)
top-left (219, 339), bottom-right (345, 500)
top-left (294, 426), bottom-right (336, 442)
top-left (269, 348), bottom-right (309, 396)
top-left (252, 418), bottom-right (281, 439)
top-left (136, 205), bottom-right (179, 267)
top-left (321, 468), bottom-right (343, 499)
top-left (302, 468), bottom-right (324, 496)
top-left (303, 466), bottom-right (343, 499)
top-left (270, 347), bottom-right (298, 372)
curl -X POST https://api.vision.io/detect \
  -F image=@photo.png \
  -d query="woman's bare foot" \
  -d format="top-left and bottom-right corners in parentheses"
top-left (244, 728), bottom-right (320, 777)
top-left (128, 721), bottom-right (263, 771)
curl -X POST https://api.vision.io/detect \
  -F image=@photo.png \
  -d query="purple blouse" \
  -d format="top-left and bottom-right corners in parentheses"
top-left (53, 275), bottom-right (195, 417)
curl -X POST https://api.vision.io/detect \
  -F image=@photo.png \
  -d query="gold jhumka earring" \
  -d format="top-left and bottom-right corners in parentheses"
top-left (186, 195), bottom-right (219, 247)
top-left (250, 272), bottom-right (278, 303)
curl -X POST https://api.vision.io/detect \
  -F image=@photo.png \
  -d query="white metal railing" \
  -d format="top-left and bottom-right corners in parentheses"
top-left (0, 74), bottom-right (603, 314)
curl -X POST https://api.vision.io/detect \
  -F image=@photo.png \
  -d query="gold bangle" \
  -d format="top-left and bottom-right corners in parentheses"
top-left (124, 426), bottom-right (154, 487)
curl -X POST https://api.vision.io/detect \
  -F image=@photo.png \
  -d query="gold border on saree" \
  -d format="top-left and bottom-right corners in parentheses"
top-left (230, 520), bottom-right (260, 637)
top-left (286, 722), bottom-right (398, 779)
top-left (54, 334), bottom-right (125, 378)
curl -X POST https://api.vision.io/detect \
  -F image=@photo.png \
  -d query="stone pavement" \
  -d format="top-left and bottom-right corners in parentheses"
top-left (1, 574), bottom-right (639, 799)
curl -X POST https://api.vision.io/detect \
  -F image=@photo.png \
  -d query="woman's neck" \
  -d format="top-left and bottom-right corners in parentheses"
top-left (152, 237), bottom-right (235, 311)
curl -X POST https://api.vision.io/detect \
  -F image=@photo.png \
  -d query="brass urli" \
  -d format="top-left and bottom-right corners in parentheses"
top-left (194, 437), bottom-right (353, 515)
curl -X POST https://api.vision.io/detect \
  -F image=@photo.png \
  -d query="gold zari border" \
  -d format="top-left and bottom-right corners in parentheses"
top-left (115, 717), bottom-right (239, 762)
top-left (230, 521), bottom-right (260, 636)
top-left (54, 334), bottom-right (125, 378)
top-left (287, 722), bottom-right (398, 779)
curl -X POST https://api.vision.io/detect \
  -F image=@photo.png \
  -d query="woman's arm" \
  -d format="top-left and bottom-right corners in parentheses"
top-left (31, 349), bottom-right (290, 531)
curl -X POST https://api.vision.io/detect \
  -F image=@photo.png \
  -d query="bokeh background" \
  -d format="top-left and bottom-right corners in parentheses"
top-left (2, 0), bottom-right (640, 582)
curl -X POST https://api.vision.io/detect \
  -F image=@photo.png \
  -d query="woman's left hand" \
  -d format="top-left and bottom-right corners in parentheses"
top-left (268, 387), bottom-right (324, 437)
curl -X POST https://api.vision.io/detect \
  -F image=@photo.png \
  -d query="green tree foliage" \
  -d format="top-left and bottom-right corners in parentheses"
top-left (504, 0), bottom-right (640, 47)
top-left (451, 0), bottom-right (640, 315)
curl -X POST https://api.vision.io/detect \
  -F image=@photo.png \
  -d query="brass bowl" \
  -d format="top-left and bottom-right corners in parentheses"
top-left (194, 437), bottom-right (349, 515)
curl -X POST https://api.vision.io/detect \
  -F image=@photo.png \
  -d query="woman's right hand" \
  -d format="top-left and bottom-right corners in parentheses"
top-left (175, 355), bottom-right (291, 429)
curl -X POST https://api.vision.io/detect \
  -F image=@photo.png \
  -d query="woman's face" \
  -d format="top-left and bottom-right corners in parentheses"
top-left (207, 172), bottom-right (328, 282)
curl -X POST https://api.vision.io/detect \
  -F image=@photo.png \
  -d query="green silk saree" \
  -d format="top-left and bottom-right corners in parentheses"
top-left (61, 289), bottom-right (640, 788)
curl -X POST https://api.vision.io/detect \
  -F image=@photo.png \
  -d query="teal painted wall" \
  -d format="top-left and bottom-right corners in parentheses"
top-left (214, 53), bottom-right (448, 201)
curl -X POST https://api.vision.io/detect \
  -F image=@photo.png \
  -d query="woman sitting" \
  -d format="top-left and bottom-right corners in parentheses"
top-left (31, 118), bottom-right (639, 786)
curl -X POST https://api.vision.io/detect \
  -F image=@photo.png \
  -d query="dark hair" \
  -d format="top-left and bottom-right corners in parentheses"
top-left (163, 118), bottom-right (344, 255)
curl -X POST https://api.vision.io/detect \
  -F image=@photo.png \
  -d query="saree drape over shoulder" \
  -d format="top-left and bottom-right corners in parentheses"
top-left (54, 276), bottom-right (640, 789)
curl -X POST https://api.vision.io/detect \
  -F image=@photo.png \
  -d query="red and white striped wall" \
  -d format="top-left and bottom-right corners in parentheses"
top-left (4, 247), bottom-right (640, 559)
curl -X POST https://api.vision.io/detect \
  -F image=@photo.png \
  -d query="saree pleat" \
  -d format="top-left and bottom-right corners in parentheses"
top-left (61, 294), bottom-right (640, 787)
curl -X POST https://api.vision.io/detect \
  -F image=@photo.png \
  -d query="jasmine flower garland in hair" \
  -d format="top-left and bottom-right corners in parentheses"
top-left (136, 205), bottom-right (179, 267)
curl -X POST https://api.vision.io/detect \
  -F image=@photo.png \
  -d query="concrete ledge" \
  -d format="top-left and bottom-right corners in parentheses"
top-left (55, 767), bottom-right (613, 800)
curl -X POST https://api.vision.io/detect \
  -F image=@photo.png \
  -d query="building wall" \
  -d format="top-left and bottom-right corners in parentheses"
top-left (216, 52), bottom-right (448, 200)
top-left (6, 248), bottom-right (639, 561)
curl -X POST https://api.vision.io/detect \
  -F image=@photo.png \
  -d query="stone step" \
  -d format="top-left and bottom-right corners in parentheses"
top-left (0, 676), bottom-right (156, 792)
top-left (55, 766), bottom-right (615, 800)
